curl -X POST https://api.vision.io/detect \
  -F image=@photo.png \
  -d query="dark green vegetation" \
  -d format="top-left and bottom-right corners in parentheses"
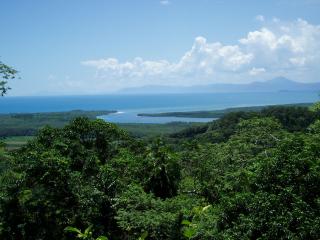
top-left (138, 103), bottom-right (312, 118)
top-left (0, 110), bottom-right (116, 137)
top-left (0, 104), bottom-right (320, 239)
top-left (2, 123), bottom-right (201, 150)
top-left (0, 110), bottom-right (203, 149)
top-left (171, 105), bottom-right (320, 141)
top-left (118, 122), bottom-right (204, 138)
top-left (2, 136), bottom-right (34, 151)
top-left (2, 123), bottom-right (203, 151)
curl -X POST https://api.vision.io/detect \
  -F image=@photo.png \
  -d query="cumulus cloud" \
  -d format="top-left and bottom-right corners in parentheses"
top-left (82, 18), bottom-right (320, 91)
top-left (82, 37), bottom-right (253, 88)
top-left (239, 19), bottom-right (320, 71)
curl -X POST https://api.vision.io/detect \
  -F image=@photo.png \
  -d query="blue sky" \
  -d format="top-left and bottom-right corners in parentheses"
top-left (1, 0), bottom-right (320, 96)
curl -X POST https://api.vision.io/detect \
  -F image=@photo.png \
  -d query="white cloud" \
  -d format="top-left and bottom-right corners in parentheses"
top-left (256, 15), bottom-right (265, 22)
top-left (82, 36), bottom-right (253, 87)
top-left (289, 57), bottom-right (306, 66)
top-left (82, 18), bottom-right (320, 91)
top-left (239, 18), bottom-right (320, 71)
top-left (160, 0), bottom-right (170, 5)
top-left (249, 67), bottom-right (266, 76)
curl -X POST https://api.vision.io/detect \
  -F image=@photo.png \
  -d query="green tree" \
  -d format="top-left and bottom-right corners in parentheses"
top-left (1, 107), bottom-right (320, 239)
top-left (144, 139), bottom-right (181, 199)
top-left (0, 118), bottom-right (133, 239)
top-left (0, 61), bottom-right (17, 96)
top-left (180, 119), bottom-right (320, 239)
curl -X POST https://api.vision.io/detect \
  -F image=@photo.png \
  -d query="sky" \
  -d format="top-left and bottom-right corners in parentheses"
top-left (1, 0), bottom-right (320, 96)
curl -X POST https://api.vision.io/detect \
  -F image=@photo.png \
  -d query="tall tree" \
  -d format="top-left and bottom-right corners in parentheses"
top-left (0, 61), bottom-right (17, 96)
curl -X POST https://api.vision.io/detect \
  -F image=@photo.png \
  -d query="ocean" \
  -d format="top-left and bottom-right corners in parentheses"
top-left (1, 92), bottom-right (318, 123)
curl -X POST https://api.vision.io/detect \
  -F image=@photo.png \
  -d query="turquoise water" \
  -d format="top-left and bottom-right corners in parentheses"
top-left (1, 92), bottom-right (318, 123)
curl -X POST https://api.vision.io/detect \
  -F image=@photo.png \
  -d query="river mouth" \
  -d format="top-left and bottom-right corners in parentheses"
top-left (98, 111), bottom-right (216, 124)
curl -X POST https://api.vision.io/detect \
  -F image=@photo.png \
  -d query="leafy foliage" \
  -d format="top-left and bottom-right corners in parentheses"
top-left (64, 225), bottom-right (108, 240)
top-left (1, 104), bottom-right (320, 239)
top-left (0, 61), bottom-right (17, 96)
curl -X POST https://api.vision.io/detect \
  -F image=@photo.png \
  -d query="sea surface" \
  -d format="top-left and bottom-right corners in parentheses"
top-left (1, 92), bottom-right (318, 123)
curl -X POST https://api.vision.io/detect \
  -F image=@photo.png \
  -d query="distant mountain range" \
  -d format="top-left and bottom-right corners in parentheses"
top-left (118, 77), bottom-right (320, 94)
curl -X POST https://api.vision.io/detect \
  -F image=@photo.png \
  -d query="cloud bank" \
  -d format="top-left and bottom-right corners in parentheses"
top-left (82, 18), bottom-right (320, 91)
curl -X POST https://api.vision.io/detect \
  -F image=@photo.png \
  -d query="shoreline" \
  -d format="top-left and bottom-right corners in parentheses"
top-left (137, 102), bottom-right (313, 118)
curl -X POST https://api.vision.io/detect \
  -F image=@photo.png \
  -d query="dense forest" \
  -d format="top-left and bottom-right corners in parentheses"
top-left (0, 111), bottom-right (202, 140)
top-left (1, 104), bottom-right (320, 239)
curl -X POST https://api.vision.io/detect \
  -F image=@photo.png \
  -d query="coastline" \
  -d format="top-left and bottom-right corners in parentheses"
top-left (137, 102), bottom-right (313, 118)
